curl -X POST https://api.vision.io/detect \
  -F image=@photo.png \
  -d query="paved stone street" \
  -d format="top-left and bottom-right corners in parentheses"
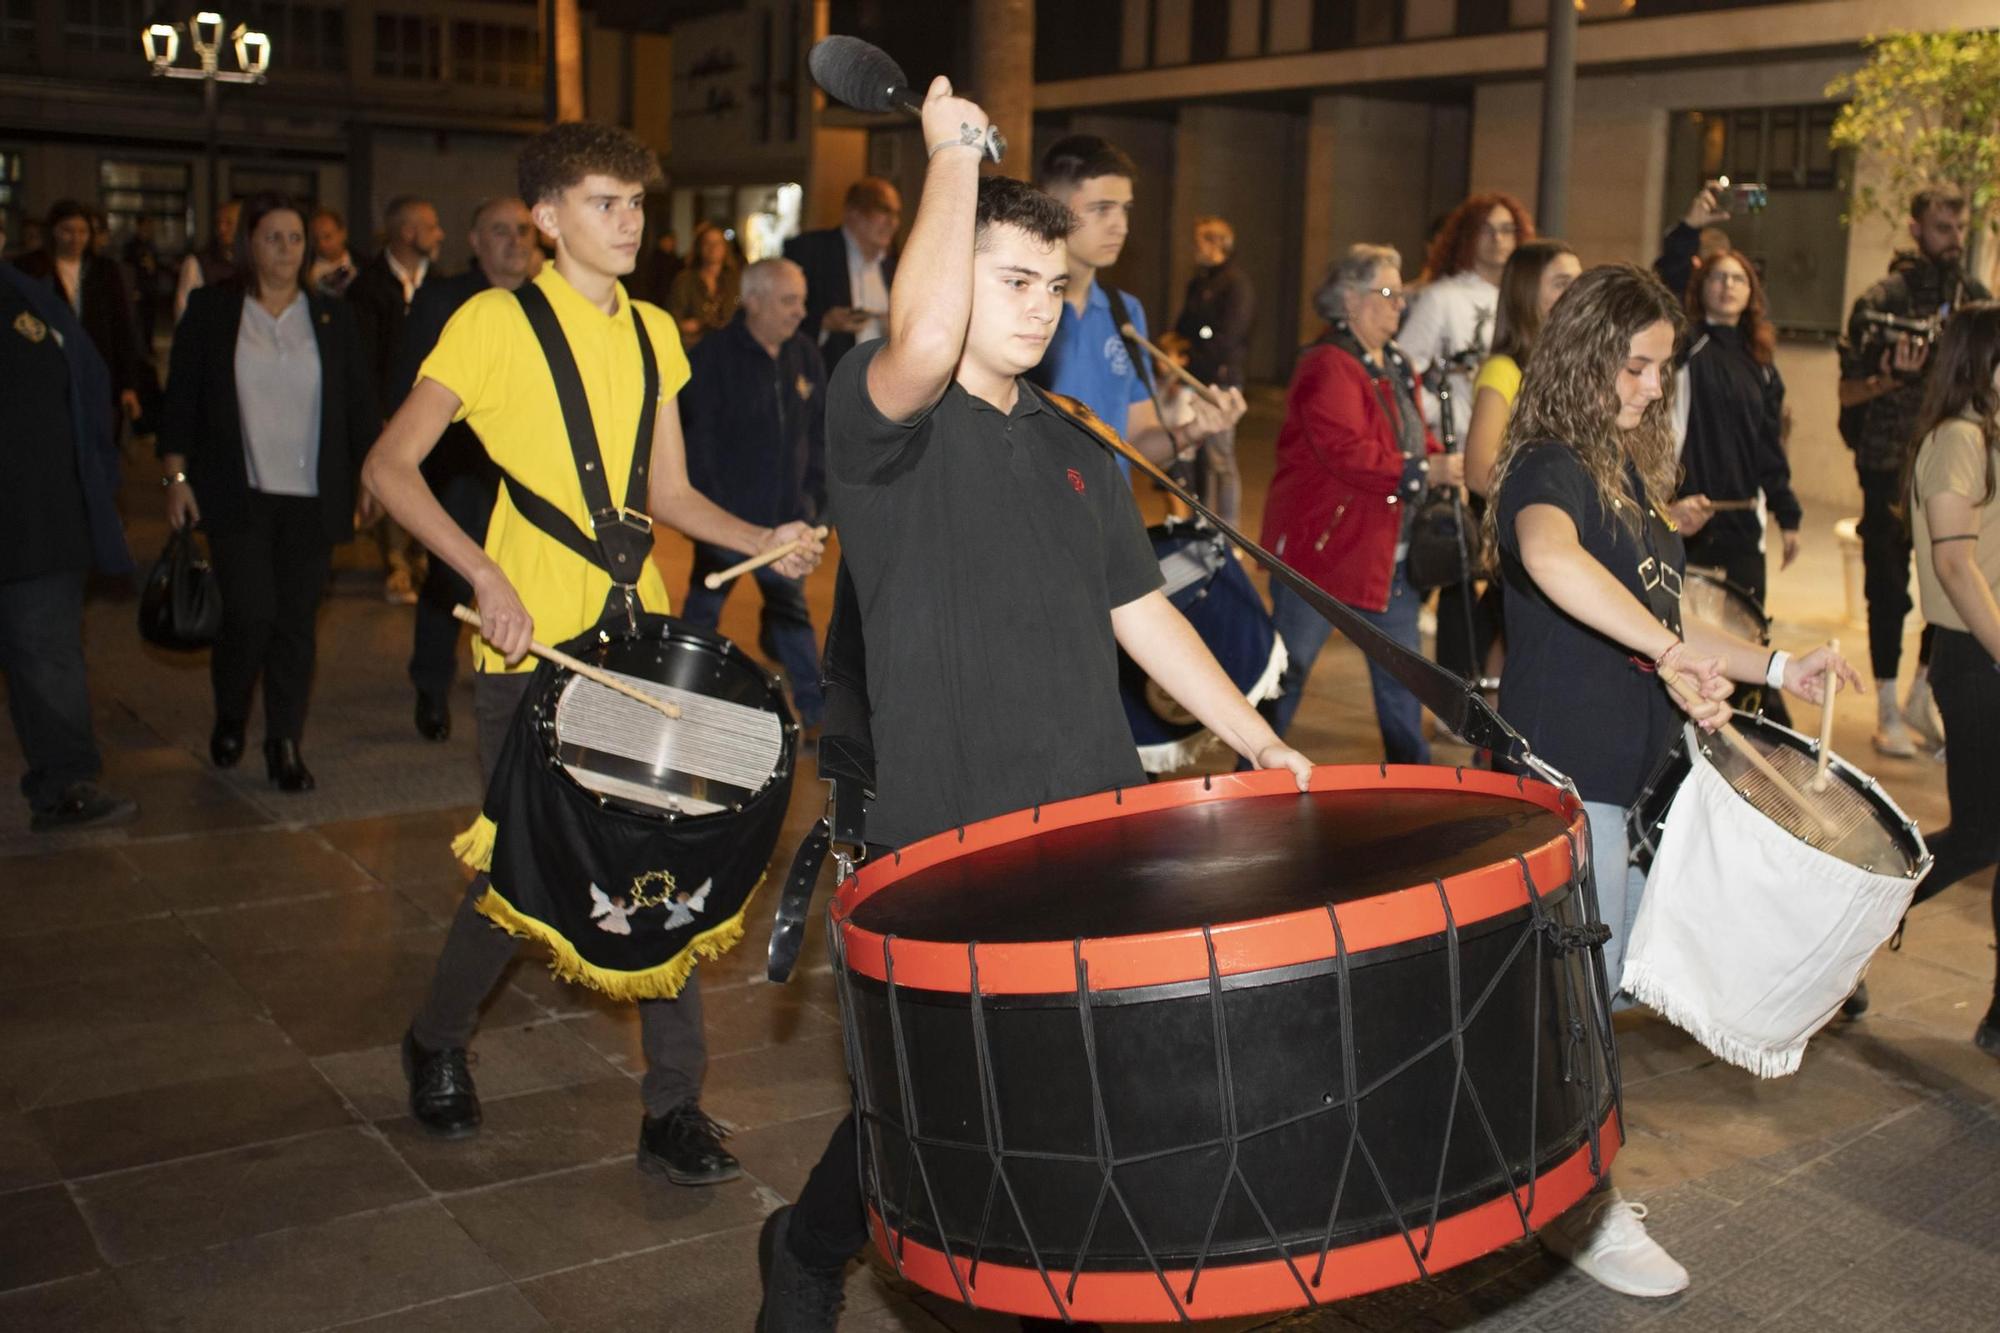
top-left (3, 390), bottom-right (1996, 1331)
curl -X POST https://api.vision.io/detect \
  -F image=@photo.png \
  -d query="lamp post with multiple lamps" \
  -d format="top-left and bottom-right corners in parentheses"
top-left (140, 11), bottom-right (272, 217)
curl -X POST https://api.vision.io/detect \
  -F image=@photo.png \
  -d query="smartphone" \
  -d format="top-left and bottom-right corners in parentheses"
top-left (1712, 176), bottom-right (1769, 214)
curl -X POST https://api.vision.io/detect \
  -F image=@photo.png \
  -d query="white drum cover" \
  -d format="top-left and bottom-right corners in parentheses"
top-left (1621, 729), bottom-right (1918, 1078)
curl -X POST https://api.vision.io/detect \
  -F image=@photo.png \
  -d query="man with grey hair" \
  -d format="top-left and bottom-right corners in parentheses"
top-left (678, 256), bottom-right (827, 729)
top-left (1262, 242), bottom-right (1458, 762)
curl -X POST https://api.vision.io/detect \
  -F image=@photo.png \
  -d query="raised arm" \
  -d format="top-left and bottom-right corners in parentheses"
top-left (864, 77), bottom-right (990, 424)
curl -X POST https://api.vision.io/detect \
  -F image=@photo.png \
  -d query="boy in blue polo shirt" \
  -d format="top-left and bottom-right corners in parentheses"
top-left (1031, 134), bottom-right (1245, 472)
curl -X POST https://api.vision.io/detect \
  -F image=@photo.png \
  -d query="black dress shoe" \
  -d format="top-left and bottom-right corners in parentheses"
top-left (263, 738), bottom-right (316, 792)
top-left (1842, 980), bottom-right (1870, 1019)
top-left (29, 782), bottom-right (140, 833)
top-left (402, 1028), bottom-right (481, 1138)
top-left (414, 691), bottom-right (451, 742)
top-left (757, 1205), bottom-right (846, 1333)
top-left (637, 1099), bottom-right (742, 1184)
top-left (210, 719), bottom-right (246, 768)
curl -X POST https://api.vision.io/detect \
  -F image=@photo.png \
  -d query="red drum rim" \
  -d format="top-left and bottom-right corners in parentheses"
top-left (866, 1107), bottom-right (1616, 1321)
top-left (833, 766), bottom-right (1585, 995)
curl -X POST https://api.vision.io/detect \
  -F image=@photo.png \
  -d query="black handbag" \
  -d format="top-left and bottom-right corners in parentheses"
top-left (139, 526), bottom-right (223, 651)
top-left (1405, 488), bottom-right (1470, 591)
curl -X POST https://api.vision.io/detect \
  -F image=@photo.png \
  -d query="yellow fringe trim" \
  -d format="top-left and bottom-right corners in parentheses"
top-left (452, 814), bottom-right (498, 873)
top-left (472, 875), bottom-right (763, 1001)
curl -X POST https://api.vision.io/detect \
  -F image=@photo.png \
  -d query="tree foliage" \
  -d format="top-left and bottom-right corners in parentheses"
top-left (1827, 30), bottom-right (2000, 238)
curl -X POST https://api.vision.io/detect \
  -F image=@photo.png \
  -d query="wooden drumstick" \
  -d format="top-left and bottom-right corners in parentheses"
top-left (452, 604), bottom-right (681, 720)
top-left (1812, 638), bottom-right (1840, 792)
top-left (702, 525), bottom-right (830, 590)
top-left (1117, 323), bottom-right (1229, 409)
top-left (1656, 661), bottom-right (1840, 837)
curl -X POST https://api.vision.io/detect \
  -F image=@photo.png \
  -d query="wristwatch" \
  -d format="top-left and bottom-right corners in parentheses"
top-left (162, 470), bottom-right (188, 488)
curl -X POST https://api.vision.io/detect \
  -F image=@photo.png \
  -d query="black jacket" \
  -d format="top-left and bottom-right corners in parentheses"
top-left (783, 227), bottom-right (896, 375)
top-left (391, 266), bottom-right (497, 488)
top-left (1172, 259), bottom-right (1255, 388)
top-left (1839, 250), bottom-right (1990, 474)
top-left (346, 250), bottom-right (426, 418)
top-left (14, 249), bottom-right (145, 410)
top-left (681, 310), bottom-right (826, 526)
top-left (159, 284), bottom-right (377, 543)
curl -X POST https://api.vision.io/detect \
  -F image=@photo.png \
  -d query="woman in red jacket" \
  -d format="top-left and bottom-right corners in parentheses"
top-left (1261, 244), bottom-right (1458, 761)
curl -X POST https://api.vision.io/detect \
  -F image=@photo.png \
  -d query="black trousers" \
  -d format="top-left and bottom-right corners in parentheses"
top-left (207, 492), bottom-right (332, 740)
top-left (1857, 468), bottom-right (1935, 683)
top-left (1683, 527), bottom-right (1790, 727)
top-left (0, 571), bottom-right (101, 811)
top-left (409, 467), bottom-right (498, 699)
top-left (1911, 628), bottom-right (2000, 1012)
top-left (409, 670), bottom-right (709, 1116)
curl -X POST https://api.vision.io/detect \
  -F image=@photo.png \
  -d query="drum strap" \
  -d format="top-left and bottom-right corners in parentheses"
top-left (505, 282), bottom-right (661, 627)
top-left (1631, 471), bottom-right (1685, 639)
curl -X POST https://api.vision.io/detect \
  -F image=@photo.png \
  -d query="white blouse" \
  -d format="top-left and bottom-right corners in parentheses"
top-left (234, 293), bottom-right (323, 497)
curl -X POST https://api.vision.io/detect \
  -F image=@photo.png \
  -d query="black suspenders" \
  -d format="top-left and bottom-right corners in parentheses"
top-left (503, 282), bottom-right (661, 627)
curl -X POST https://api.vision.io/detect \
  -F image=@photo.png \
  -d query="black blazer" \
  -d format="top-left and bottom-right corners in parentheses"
top-left (783, 227), bottom-right (896, 374)
top-left (14, 249), bottom-right (145, 407)
top-left (346, 250), bottom-right (423, 415)
top-left (159, 284), bottom-right (378, 543)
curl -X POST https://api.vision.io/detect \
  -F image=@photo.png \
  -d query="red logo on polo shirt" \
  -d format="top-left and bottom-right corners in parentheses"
top-left (1067, 468), bottom-right (1085, 493)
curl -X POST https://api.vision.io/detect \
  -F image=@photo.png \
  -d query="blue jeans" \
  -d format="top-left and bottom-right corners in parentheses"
top-left (1267, 569), bottom-right (1430, 764)
top-left (1583, 800), bottom-right (1648, 1005)
top-left (0, 572), bottom-right (103, 812)
top-left (681, 543), bottom-right (824, 726)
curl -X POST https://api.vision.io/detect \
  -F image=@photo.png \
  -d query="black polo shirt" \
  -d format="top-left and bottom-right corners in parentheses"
top-left (0, 280), bottom-right (91, 583)
top-left (1495, 441), bottom-right (1683, 807)
top-left (826, 341), bottom-right (1162, 848)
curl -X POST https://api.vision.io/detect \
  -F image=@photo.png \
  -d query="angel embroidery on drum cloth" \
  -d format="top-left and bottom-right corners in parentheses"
top-left (590, 875), bottom-right (715, 935)
top-left (589, 883), bottom-right (640, 935)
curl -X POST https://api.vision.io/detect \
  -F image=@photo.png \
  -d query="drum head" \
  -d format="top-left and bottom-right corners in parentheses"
top-left (537, 619), bottom-right (793, 821)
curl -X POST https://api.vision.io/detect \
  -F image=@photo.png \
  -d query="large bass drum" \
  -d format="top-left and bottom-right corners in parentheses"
top-left (831, 767), bottom-right (1620, 1323)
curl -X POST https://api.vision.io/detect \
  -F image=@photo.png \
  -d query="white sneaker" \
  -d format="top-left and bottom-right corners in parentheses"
top-left (1872, 681), bottom-right (1916, 758)
top-left (1903, 671), bottom-right (1944, 749)
top-left (1540, 1187), bottom-right (1690, 1298)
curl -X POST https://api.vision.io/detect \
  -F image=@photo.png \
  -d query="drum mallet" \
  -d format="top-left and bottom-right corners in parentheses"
top-left (703, 526), bottom-right (830, 591)
top-left (452, 604), bottom-right (682, 720)
top-left (1656, 661), bottom-right (1840, 838)
top-left (1811, 638), bottom-right (1839, 792)
top-left (1117, 323), bottom-right (1230, 410)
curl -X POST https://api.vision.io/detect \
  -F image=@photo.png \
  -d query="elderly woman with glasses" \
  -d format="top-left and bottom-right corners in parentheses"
top-left (1260, 243), bottom-right (1458, 761)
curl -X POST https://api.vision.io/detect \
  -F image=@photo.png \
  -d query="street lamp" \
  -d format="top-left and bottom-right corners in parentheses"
top-left (140, 11), bottom-right (274, 219)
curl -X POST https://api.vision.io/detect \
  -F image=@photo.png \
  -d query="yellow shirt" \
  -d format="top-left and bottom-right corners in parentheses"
top-left (421, 266), bottom-right (690, 672)
top-left (1912, 413), bottom-right (2000, 633)
top-left (1474, 353), bottom-right (1522, 407)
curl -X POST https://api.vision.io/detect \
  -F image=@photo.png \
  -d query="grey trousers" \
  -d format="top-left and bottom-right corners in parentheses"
top-left (409, 669), bottom-right (708, 1116)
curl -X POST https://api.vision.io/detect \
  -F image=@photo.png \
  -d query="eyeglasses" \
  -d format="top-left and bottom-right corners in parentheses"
top-left (1704, 269), bottom-right (1750, 287)
top-left (1479, 223), bottom-right (1519, 238)
top-left (1371, 286), bottom-right (1408, 304)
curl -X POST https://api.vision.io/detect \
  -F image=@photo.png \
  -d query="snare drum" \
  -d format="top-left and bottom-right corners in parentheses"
top-left (833, 766), bottom-right (1619, 1323)
top-left (1683, 568), bottom-right (1768, 647)
top-left (1121, 518), bottom-right (1286, 772)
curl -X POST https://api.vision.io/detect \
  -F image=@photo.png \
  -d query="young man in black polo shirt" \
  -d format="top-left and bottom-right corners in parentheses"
top-left (755, 77), bottom-right (1311, 1333)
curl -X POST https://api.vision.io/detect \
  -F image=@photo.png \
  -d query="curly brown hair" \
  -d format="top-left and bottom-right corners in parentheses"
top-left (517, 121), bottom-right (663, 206)
top-left (1484, 263), bottom-right (1687, 552)
top-left (1421, 191), bottom-right (1535, 282)
top-left (1685, 248), bottom-right (1776, 366)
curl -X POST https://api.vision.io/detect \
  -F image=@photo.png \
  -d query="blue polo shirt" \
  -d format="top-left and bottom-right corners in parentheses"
top-left (1031, 280), bottom-right (1153, 472)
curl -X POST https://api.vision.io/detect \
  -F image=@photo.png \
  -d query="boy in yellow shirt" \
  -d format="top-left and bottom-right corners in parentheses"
top-left (364, 122), bottom-right (822, 1180)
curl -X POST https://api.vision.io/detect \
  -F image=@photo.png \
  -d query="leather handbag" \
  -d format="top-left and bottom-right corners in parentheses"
top-left (139, 526), bottom-right (223, 651)
top-left (1405, 488), bottom-right (1470, 592)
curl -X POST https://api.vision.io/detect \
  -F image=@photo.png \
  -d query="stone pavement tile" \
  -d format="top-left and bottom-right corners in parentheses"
top-left (1836, 1018), bottom-right (2000, 1104)
top-left (0, 1182), bottom-right (102, 1291)
top-left (1871, 977), bottom-right (1998, 1044)
top-left (842, 1297), bottom-right (955, 1331)
top-left (134, 828), bottom-right (380, 912)
top-left (390, 867), bottom-right (484, 931)
top-left (701, 977), bottom-right (844, 1058)
top-left (1858, 948), bottom-right (1984, 1013)
top-left (1608, 1015), bottom-right (1715, 1090)
top-left (114, 1199), bottom-right (507, 1333)
top-left (318, 1019), bottom-right (624, 1121)
top-left (226, 929), bottom-right (539, 1058)
top-left (75, 746), bottom-right (275, 845)
top-left (379, 1076), bottom-right (639, 1193)
top-left (1890, 896), bottom-right (2000, 986)
top-left (731, 1108), bottom-right (849, 1200)
top-left (0, 912), bottom-right (211, 994)
top-left (329, 1283), bottom-right (553, 1332)
top-left (702, 1029), bottom-right (854, 1131)
top-left (177, 884), bottom-right (438, 960)
top-left (319, 808), bottom-right (483, 887)
top-left (0, 1270), bottom-right (145, 1332)
top-left (73, 1124), bottom-right (427, 1265)
top-left (29, 1062), bottom-right (354, 1179)
top-left (0, 1106), bottom-right (61, 1191)
top-left (444, 1157), bottom-right (769, 1280)
top-left (0, 850), bottom-right (162, 940)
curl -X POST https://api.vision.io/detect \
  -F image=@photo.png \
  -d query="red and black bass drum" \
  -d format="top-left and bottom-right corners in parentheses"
top-left (831, 766), bottom-right (1621, 1323)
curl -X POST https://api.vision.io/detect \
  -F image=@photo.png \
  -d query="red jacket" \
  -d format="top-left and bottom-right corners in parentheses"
top-left (1260, 337), bottom-right (1439, 613)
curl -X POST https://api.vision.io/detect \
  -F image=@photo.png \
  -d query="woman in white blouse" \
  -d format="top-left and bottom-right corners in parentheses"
top-left (160, 193), bottom-right (377, 792)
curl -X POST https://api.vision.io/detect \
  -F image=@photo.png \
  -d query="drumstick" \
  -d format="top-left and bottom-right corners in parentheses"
top-left (451, 604), bottom-right (682, 720)
top-left (1812, 638), bottom-right (1839, 792)
top-left (1656, 662), bottom-right (1840, 837)
top-left (702, 526), bottom-right (830, 590)
top-left (1703, 498), bottom-right (1762, 513)
top-left (1117, 323), bottom-right (1228, 409)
